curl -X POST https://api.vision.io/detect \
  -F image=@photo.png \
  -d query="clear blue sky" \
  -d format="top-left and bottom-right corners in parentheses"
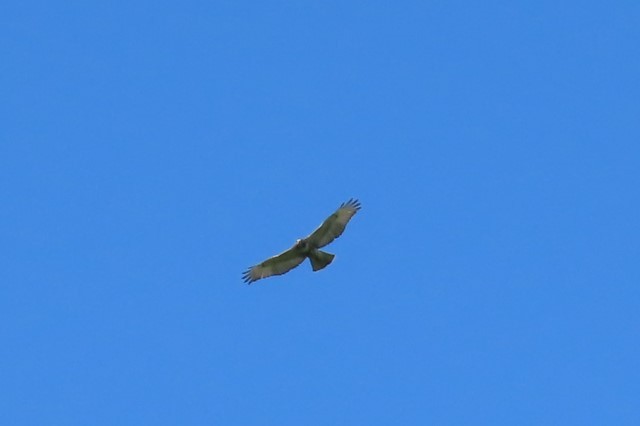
top-left (2, 1), bottom-right (639, 425)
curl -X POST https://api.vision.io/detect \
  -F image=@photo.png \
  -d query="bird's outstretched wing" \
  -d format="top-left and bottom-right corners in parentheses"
top-left (242, 246), bottom-right (306, 284)
top-left (306, 198), bottom-right (361, 248)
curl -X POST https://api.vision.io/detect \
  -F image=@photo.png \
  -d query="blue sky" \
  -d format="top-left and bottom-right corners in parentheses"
top-left (2, 1), bottom-right (639, 424)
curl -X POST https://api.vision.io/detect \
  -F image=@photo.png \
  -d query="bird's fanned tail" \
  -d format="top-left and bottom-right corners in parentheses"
top-left (308, 250), bottom-right (335, 271)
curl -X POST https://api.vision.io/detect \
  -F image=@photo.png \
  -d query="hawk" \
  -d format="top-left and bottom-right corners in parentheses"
top-left (242, 198), bottom-right (361, 284)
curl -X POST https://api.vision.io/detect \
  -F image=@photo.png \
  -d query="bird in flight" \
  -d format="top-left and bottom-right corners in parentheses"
top-left (242, 198), bottom-right (361, 284)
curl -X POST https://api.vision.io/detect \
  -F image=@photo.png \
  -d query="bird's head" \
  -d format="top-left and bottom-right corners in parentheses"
top-left (295, 239), bottom-right (308, 249)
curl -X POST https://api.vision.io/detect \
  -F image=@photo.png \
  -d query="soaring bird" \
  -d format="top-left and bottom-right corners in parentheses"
top-left (242, 199), bottom-right (361, 284)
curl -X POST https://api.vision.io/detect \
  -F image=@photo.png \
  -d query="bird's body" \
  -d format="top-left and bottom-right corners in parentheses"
top-left (242, 199), bottom-right (361, 284)
top-left (292, 238), bottom-right (336, 271)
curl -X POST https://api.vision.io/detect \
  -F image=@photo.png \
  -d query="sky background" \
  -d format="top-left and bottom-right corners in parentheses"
top-left (2, 1), bottom-right (639, 425)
